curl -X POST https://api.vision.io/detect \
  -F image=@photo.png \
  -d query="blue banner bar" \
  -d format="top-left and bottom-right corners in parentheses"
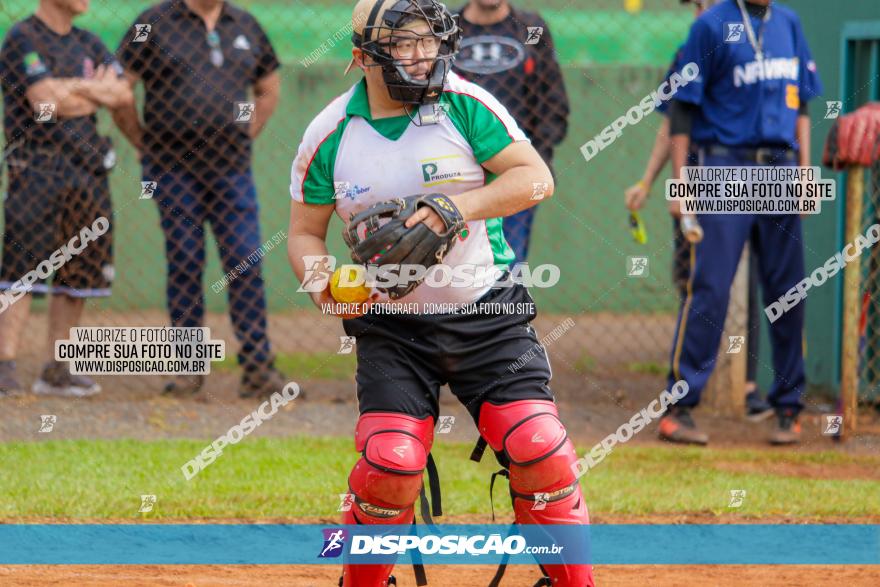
top-left (0, 524), bottom-right (877, 565)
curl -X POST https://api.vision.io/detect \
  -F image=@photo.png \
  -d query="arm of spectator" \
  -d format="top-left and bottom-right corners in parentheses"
top-left (668, 100), bottom-right (694, 177)
top-left (532, 20), bottom-right (569, 155)
top-left (625, 116), bottom-right (672, 211)
top-left (3, 28), bottom-right (93, 117)
top-left (668, 99), bottom-right (695, 218)
top-left (249, 14), bottom-right (281, 140)
top-left (250, 70), bottom-right (280, 139)
top-left (644, 116), bottom-right (673, 187)
top-left (796, 108), bottom-right (812, 218)
top-left (26, 65), bottom-right (133, 116)
top-left (26, 77), bottom-right (100, 118)
top-left (76, 64), bottom-right (134, 110)
top-left (110, 70), bottom-right (144, 151)
top-left (797, 104), bottom-right (811, 167)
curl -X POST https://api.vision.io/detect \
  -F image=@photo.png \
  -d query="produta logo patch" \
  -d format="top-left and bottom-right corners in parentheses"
top-left (420, 155), bottom-right (464, 186)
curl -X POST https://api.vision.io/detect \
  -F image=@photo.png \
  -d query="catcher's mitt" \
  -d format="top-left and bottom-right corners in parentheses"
top-left (823, 102), bottom-right (880, 170)
top-left (342, 193), bottom-right (466, 299)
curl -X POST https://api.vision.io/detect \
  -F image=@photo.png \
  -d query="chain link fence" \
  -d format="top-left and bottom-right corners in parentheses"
top-left (1, 0), bottom-right (750, 400)
top-left (859, 162), bottom-right (880, 404)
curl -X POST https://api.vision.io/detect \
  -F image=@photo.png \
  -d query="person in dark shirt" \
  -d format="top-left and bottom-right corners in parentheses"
top-left (453, 0), bottom-right (570, 264)
top-left (0, 0), bottom-right (133, 398)
top-left (113, 0), bottom-right (284, 400)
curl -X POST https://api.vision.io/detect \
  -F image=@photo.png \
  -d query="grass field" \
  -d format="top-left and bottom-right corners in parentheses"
top-left (4, 438), bottom-right (880, 520)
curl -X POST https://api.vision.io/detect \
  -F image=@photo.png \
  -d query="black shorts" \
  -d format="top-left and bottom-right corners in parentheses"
top-left (1, 153), bottom-right (113, 297)
top-left (342, 284), bottom-right (554, 422)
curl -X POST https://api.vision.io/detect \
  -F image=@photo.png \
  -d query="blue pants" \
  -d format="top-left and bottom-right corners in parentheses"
top-left (668, 153), bottom-right (806, 412)
top-left (145, 165), bottom-right (273, 371)
top-left (503, 207), bottom-right (536, 264)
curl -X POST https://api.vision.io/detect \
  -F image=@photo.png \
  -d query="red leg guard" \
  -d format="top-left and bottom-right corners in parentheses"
top-left (514, 486), bottom-right (594, 586)
top-left (479, 400), bottom-right (594, 587)
top-left (341, 412), bottom-right (434, 587)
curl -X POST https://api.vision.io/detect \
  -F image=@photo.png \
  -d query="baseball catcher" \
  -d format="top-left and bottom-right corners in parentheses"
top-left (287, 0), bottom-right (593, 585)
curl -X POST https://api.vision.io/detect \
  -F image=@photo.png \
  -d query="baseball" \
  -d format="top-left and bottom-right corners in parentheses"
top-left (330, 265), bottom-right (371, 304)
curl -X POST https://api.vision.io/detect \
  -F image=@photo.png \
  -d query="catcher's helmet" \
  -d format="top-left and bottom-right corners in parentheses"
top-left (345, 0), bottom-right (460, 105)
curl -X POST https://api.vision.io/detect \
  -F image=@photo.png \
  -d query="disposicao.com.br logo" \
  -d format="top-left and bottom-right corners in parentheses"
top-left (350, 533), bottom-right (535, 556)
top-left (317, 524), bottom-right (585, 564)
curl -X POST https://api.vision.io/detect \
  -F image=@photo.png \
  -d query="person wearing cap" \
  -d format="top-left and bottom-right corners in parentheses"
top-left (288, 1), bottom-right (594, 585)
top-left (452, 0), bottom-right (570, 265)
top-left (112, 0), bottom-right (286, 400)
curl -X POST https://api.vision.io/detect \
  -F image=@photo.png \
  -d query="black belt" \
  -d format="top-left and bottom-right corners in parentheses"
top-left (697, 144), bottom-right (798, 165)
top-left (4, 142), bottom-right (114, 174)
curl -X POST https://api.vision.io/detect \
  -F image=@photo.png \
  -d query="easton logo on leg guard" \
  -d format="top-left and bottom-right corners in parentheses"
top-left (358, 500), bottom-right (406, 518)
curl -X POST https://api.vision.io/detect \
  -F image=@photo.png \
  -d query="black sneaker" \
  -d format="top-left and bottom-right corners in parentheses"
top-left (0, 360), bottom-right (24, 397)
top-left (162, 375), bottom-right (205, 398)
top-left (658, 406), bottom-right (709, 445)
top-left (239, 366), bottom-right (293, 400)
top-left (769, 409), bottom-right (801, 445)
top-left (745, 390), bottom-right (774, 422)
top-left (32, 361), bottom-right (100, 397)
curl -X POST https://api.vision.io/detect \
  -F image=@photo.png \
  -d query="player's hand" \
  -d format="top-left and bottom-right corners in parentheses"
top-left (624, 180), bottom-right (649, 211)
top-left (309, 285), bottom-right (380, 319)
top-left (404, 206), bottom-right (446, 235)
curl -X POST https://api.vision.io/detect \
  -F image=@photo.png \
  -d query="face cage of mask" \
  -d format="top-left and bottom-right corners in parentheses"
top-left (357, 4), bottom-right (460, 104)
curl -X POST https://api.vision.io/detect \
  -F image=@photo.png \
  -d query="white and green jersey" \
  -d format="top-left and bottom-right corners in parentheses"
top-left (290, 71), bottom-right (529, 306)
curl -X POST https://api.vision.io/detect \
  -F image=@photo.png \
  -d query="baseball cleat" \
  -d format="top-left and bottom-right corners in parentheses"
top-left (745, 390), bottom-right (774, 422)
top-left (32, 361), bottom-right (101, 397)
top-left (769, 409), bottom-right (801, 445)
top-left (658, 406), bottom-right (708, 445)
top-left (0, 360), bottom-right (24, 397)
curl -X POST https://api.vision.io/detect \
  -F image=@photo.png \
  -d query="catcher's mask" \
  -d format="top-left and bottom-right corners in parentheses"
top-left (347, 0), bottom-right (460, 105)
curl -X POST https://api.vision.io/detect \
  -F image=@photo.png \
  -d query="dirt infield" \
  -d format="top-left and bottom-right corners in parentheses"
top-left (6, 307), bottom-right (880, 450)
top-left (5, 311), bottom-right (879, 587)
top-left (4, 516), bottom-right (880, 586)
top-left (2, 564), bottom-right (878, 586)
